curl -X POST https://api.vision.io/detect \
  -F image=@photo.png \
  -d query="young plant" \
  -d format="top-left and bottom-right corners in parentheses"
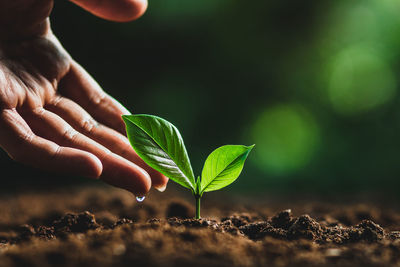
top-left (122, 114), bottom-right (254, 219)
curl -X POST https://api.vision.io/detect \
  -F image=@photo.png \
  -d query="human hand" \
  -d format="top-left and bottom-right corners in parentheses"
top-left (0, 0), bottom-right (168, 196)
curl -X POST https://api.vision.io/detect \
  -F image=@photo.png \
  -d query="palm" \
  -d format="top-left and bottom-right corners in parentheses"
top-left (1, 32), bottom-right (69, 111)
top-left (0, 0), bottom-right (167, 196)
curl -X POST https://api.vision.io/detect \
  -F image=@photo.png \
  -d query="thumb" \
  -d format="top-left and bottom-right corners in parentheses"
top-left (69, 0), bottom-right (148, 22)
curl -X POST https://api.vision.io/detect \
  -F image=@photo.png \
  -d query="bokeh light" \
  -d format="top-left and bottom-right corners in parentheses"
top-left (3, 0), bottom-right (400, 195)
top-left (251, 104), bottom-right (320, 175)
top-left (328, 45), bottom-right (396, 115)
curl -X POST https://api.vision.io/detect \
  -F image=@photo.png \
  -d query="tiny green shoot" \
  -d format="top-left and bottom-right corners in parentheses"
top-left (122, 114), bottom-right (254, 219)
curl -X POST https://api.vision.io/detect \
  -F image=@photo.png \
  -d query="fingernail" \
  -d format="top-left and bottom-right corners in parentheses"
top-left (155, 185), bottom-right (167, 192)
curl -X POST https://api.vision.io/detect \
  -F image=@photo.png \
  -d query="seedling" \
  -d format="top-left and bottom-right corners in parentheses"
top-left (122, 114), bottom-right (254, 219)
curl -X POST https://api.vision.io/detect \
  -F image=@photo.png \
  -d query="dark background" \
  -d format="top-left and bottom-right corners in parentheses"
top-left (1, 0), bottom-right (400, 197)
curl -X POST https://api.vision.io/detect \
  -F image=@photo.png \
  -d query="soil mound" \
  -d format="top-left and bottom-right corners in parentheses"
top-left (0, 188), bottom-right (398, 267)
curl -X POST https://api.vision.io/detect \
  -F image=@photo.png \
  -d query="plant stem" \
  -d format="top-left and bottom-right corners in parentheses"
top-left (195, 196), bottom-right (201, 219)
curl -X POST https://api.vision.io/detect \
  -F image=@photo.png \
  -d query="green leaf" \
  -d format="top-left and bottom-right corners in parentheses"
top-left (122, 114), bottom-right (195, 190)
top-left (200, 145), bottom-right (254, 194)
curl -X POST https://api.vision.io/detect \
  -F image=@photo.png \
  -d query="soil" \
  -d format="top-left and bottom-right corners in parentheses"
top-left (0, 186), bottom-right (399, 267)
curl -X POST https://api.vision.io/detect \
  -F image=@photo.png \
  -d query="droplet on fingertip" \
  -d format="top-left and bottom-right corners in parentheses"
top-left (136, 196), bottom-right (145, 202)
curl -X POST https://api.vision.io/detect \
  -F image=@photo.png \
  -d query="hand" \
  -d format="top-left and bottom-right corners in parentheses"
top-left (0, 0), bottom-right (168, 196)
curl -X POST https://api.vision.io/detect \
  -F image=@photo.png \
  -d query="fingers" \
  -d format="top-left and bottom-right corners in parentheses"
top-left (22, 107), bottom-right (151, 196)
top-left (58, 61), bottom-right (128, 135)
top-left (69, 0), bottom-right (147, 22)
top-left (0, 0), bottom-right (52, 39)
top-left (0, 108), bottom-right (102, 178)
top-left (46, 96), bottom-right (169, 191)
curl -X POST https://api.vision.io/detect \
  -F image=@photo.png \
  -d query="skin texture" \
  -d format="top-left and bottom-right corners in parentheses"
top-left (0, 0), bottom-right (168, 196)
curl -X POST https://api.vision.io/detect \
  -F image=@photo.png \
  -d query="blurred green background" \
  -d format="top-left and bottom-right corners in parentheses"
top-left (2, 0), bottom-right (400, 196)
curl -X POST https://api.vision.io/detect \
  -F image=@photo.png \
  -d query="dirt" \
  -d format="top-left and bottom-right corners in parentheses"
top-left (0, 186), bottom-right (399, 267)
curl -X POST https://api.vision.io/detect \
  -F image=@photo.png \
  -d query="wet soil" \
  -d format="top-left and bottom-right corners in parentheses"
top-left (0, 186), bottom-right (399, 267)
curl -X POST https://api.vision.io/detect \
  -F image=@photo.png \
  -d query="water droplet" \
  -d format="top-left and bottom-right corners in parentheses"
top-left (136, 196), bottom-right (145, 202)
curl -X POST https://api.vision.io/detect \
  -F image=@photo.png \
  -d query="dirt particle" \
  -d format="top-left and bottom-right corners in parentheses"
top-left (113, 218), bottom-right (133, 228)
top-left (388, 231), bottom-right (400, 240)
top-left (271, 209), bottom-right (293, 230)
top-left (52, 211), bottom-right (99, 233)
top-left (287, 215), bottom-right (322, 240)
top-left (221, 214), bottom-right (251, 227)
top-left (148, 218), bottom-right (161, 224)
top-left (36, 226), bottom-right (55, 240)
top-left (239, 221), bottom-right (270, 240)
top-left (95, 211), bottom-right (118, 228)
top-left (349, 220), bottom-right (384, 242)
top-left (220, 220), bottom-right (242, 235)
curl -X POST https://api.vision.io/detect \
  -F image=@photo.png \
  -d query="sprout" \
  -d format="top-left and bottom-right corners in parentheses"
top-left (122, 114), bottom-right (254, 219)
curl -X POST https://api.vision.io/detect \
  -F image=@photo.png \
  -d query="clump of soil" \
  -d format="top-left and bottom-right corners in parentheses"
top-left (0, 187), bottom-right (399, 267)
